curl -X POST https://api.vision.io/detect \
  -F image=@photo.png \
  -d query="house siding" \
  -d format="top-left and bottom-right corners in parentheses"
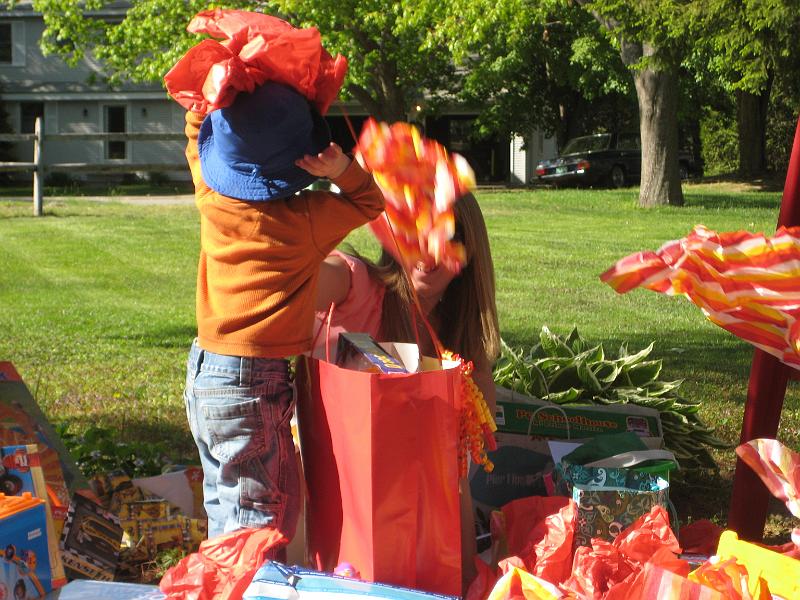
top-left (1, 4), bottom-right (554, 186)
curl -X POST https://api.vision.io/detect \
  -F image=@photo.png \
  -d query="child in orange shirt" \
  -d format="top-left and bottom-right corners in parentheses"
top-left (182, 79), bottom-right (384, 542)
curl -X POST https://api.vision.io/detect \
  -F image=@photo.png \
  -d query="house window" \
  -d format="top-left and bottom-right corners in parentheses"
top-left (0, 23), bottom-right (11, 64)
top-left (20, 102), bottom-right (44, 134)
top-left (104, 105), bottom-right (126, 160)
top-left (448, 118), bottom-right (475, 152)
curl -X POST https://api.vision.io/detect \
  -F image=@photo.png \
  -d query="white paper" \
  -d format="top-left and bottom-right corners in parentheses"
top-left (547, 440), bottom-right (582, 464)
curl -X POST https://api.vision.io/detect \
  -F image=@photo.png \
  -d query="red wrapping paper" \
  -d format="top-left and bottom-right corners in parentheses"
top-left (159, 527), bottom-right (286, 600)
top-left (164, 9), bottom-right (347, 115)
top-left (561, 505), bottom-right (682, 599)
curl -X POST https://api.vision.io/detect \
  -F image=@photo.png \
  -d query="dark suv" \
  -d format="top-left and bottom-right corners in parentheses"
top-left (535, 133), bottom-right (699, 188)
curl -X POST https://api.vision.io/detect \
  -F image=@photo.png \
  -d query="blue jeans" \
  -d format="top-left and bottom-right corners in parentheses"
top-left (184, 339), bottom-right (300, 540)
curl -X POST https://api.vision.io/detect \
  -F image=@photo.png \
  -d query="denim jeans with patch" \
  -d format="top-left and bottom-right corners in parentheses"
top-left (184, 339), bottom-right (299, 540)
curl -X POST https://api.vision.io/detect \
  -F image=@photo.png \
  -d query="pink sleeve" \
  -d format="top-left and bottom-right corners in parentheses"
top-left (312, 252), bottom-right (385, 360)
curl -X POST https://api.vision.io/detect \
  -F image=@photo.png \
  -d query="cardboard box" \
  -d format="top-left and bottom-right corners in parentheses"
top-left (494, 386), bottom-right (663, 441)
top-left (0, 368), bottom-right (89, 499)
top-left (0, 492), bottom-right (58, 598)
top-left (2, 445), bottom-right (67, 589)
top-left (470, 393), bottom-right (664, 534)
top-left (59, 494), bottom-right (123, 581)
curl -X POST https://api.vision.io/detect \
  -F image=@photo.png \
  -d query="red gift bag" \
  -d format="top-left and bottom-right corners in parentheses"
top-left (296, 351), bottom-right (463, 596)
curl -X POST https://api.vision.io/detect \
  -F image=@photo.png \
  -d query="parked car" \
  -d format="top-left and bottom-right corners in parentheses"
top-left (535, 132), bottom-right (699, 188)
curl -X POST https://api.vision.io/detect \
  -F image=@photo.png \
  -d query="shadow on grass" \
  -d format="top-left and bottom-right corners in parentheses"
top-left (106, 325), bottom-right (198, 350)
top-left (671, 468), bottom-right (733, 524)
top-left (684, 193), bottom-right (782, 211)
top-left (0, 182), bottom-right (194, 199)
top-left (64, 412), bottom-right (197, 462)
top-left (697, 172), bottom-right (786, 193)
top-left (671, 468), bottom-right (795, 542)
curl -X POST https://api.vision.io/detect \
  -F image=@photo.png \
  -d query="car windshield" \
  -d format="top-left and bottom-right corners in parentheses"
top-left (560, 134), bottom-right (612, 155)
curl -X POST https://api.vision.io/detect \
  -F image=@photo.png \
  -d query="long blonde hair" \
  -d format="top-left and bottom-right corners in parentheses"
top-left (364, 193), bottom-right (501, 368)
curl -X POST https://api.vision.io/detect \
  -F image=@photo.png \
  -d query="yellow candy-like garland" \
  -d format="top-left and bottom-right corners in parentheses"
top-left (443, 351), bottom-right (497, 477)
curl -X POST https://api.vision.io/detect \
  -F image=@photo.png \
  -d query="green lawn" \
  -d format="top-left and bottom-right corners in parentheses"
top-left (1, 183), bottom-right (798, 537)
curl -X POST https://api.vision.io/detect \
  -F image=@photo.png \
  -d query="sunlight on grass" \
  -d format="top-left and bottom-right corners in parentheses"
top-left (1, 185), bottom-right (798, 531)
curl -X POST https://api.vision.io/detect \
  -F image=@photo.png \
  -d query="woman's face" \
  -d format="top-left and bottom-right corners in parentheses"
top-left (409, 261), bottom-right (460, 302)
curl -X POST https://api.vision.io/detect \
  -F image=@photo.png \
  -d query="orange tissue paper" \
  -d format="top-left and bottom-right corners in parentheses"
top-left (164, 9), bottom-right (347, 116)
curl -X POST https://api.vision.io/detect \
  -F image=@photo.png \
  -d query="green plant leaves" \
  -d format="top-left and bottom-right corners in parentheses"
top-left (540, 325), bottom-right (575, 358)
top-left (56, 423), bottom-right (173, 478)
top-left (493, 326), bottom-right (730, 470)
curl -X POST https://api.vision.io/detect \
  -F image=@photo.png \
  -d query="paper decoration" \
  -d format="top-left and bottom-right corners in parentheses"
top-left (164, 9), bottom-right (347, 116)
top-left (736, 438), bottom-right (800, 551)
top-left (355, 118), bottom-right (475, 272)
top-left (601, 225), bottom-right (800, 369)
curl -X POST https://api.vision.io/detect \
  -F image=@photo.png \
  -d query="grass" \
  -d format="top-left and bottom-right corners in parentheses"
top-left (1, 182), bottom-right (798, 540)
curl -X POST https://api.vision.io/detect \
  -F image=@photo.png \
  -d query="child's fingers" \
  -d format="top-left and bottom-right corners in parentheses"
top-left (296, 144), bottom-right (346, 176)
top-left (295, 154), bottom-right (324, 173)
top-left (319, 143), bottom-right (343, 160)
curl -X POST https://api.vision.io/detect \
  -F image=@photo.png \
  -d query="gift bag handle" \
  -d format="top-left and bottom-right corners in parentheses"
top-left (312, 294), bottom-right (437, 367)
top-left (527, 403), bottom-right (572, 440)
top-left (342, 107), bottom-right (445, 362)
top-left (310, 301), bottom-right (337, 364)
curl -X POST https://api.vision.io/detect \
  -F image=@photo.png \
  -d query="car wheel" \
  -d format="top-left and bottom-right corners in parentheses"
top-left (679, 162), bottom-right (689, 180)
top-left (609, 165), bottom-right (625, 188)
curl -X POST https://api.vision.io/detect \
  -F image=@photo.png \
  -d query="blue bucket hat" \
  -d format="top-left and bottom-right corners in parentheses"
top-left (198, 81), bottom-right (331, 201)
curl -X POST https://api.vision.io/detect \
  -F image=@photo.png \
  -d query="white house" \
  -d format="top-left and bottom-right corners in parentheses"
top-left (1, 1), bottom-right (552, 185)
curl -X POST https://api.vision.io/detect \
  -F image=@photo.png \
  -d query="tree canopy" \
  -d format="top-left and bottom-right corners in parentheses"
top-left (24, 0), bottom-right (459, 122)
top-left (6, 0), bottom-right (800, 202)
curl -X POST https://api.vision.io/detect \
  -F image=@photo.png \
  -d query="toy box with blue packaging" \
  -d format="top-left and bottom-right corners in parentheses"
top-left (0, 492), bottom-right (57, 599)
top-left (1, 445), bottom-right (67, 591)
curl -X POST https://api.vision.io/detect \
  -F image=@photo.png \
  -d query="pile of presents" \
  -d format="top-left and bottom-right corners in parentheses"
top-left (0, 362), bottom-right (207, 599)
top-left (460, 386), bottom-right (800, 599)
top-left (156, 376), bottom-right (800, 599)
top-left (3, 356), bottom-right (800, 600)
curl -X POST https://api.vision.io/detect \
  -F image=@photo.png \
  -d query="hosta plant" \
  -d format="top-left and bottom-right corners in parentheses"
top-left (492, 326), bottom-right (729, 470)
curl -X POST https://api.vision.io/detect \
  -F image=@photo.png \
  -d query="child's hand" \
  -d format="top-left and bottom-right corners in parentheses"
top-left (295, 143), bottom-right (351, 179)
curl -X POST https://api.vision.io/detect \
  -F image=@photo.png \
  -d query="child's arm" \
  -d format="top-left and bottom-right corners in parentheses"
top-left (184, 111), bottom-right (211, 195)
top-left (316, 254), bottom-right (352, 310)
top-left (296, 145), bottom-right (386, 256)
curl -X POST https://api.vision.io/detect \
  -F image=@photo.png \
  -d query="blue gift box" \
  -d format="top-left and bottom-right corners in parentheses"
top-left (0, 494), bottom-right (55, 599)
top-left (243, 561), bottom-right (459, 600)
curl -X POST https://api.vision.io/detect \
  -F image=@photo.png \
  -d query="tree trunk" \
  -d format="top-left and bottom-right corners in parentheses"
top-left (556, 92), bottom-right (586, 149)
top-left (737, 79), bottom-right (771, 177)
top-left (623, 40), bottom-right (683, 207)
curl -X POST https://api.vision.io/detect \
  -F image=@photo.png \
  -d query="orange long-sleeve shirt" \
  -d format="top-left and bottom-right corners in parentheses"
top-left (185, 111), bottom-right (385, 358)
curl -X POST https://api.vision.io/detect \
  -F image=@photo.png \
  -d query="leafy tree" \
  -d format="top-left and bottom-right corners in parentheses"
top-left (694, 0), bottom-right (800, 177)
top-left (24, 0), bottom-right (458, 123)
top-left (441, 0), bottom-right (635, 150)
top-left (442, 0), bottom-right (689, 206)
top-left (571, 0), bottom-right (695, 207)
top-left (269, 0), bottom-right (457, 122)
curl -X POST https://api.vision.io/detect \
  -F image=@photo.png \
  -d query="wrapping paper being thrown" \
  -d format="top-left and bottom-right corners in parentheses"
top-left (600, 224), bottom-right (800, 369)
top-left (736, 438), bottom-right (800, 551)
top-left (164, 8), bottom-right (347, 115)
top-left (355, 119), bottom-right (476, 272)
